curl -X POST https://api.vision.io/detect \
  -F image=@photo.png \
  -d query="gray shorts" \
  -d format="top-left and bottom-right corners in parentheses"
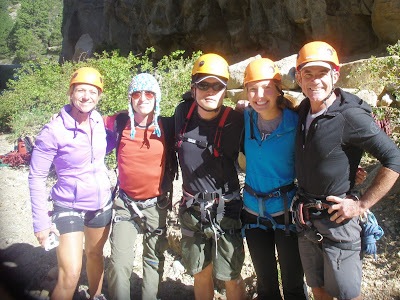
top-left (298, 217), bottom-right (362, 299)
top-left (179, 206), bottom-right (244, 281)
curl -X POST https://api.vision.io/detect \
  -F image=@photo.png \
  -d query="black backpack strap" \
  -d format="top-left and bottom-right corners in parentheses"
top-left (111, 113), bottom-right (130, 200)
top-left (160, 116), bottom-right (178, 205)
top-left (239, 126), bottom-right (245, 155)
top-left (249, 109), bottom-right (256, 140)
top-left (113, 113), bottom-right (130, 161)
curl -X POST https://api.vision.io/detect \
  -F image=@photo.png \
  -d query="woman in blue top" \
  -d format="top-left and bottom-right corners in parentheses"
top-left (240, 58), bottom-right (308, 300)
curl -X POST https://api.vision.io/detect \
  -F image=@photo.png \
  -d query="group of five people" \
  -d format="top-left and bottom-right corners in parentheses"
top-left (29, 41), bottom-right (400, 300)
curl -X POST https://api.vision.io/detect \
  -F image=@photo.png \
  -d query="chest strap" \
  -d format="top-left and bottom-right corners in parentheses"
top-left (176, 101), bottom-right (232, 157)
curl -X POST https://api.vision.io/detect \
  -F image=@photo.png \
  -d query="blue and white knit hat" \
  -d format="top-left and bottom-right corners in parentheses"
top-left (127, 73), bottom-right (161, 139)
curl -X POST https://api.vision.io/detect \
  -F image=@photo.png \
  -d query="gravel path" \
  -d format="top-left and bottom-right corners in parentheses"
top-left (0, 134), bottom-right (399, 299)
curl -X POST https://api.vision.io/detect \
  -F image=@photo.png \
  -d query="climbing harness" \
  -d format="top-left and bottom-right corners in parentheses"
top-left (176, 101), bottom-right (232, 158)
top-left (291, 191), bottom-right (334, 243)
top-left (51, 201), bottom-right (113, 221)
top-left (291, 191), bottom-right (384, 256)
top-left (243, 182), bottom-right (296, 236)
top-left (113, 189), bottom-right (167, 235)
top-left (180, 187), bottom-right (241, 257)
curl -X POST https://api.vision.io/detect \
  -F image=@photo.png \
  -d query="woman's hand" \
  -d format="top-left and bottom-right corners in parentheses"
top-left (34, 224), bottom-right (60, 248)
top-left (355, 167), bottom-right (367, 185)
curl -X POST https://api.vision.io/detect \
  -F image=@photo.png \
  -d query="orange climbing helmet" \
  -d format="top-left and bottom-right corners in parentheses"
top-left (192, 53), bottom-right (229, 81)
top-left (296, 41), bottom-right (339, 72)
top-left (70, 67), bottom-right (104, 92)
top-left (244, 58), bottom-right (281, 86)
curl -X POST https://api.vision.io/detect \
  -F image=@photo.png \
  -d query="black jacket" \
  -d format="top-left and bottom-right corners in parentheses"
top-left (295, 88), bottom-right (400, 197)
top-left (174, 97), bottom-right (244, 196)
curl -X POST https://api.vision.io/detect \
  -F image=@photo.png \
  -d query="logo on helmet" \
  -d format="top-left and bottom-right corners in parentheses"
top-left (262, 65), bottom-right (276, 76)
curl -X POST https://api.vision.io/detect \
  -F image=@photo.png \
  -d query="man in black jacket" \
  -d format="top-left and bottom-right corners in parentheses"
top-left (294, 41), bottom-right (400, 300)
top-left (175, 53), bottom-right (246, 300)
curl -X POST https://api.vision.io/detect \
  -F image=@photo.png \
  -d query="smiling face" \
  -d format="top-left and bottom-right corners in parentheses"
top-left (246, 79), bottom-right (282, 120)
top-left (130, 90), bottom-right (156, 118)
top-left (296, 65), bottom-right (339, 113)
top-left (70, 83), bottom-right (100, 114)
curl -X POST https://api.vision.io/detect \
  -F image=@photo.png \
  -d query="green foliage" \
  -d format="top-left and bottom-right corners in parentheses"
top-left (0, 0), bottom-right (14, 57)
top-left (152, 49), bottom-right (202, 116)
top-left (0, 49), bottom-right (202, 140)
top-left (353, 41), bottom-right (400, 102)
top-left (7, 0), bottom-right (63, 63)
top-left (351, 41), bottom-right (400, 150)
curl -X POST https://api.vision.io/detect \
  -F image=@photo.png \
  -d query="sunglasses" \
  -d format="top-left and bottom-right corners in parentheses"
top-left (131, 91), bottom-right (155, 100)
top-left (196, 81), bottom-right (226, 92)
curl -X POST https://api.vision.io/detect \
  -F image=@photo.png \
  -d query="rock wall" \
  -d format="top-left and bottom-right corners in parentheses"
top-left (60, 0), bottom-right (400, 63)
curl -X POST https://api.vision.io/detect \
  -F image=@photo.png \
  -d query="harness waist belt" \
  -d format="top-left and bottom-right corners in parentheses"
top-left (119, 189), bottom-right (160, 210)
top-left (53, 201), bottom-right (113, 219)
top-left (244, 182), bottom-right (295, 199)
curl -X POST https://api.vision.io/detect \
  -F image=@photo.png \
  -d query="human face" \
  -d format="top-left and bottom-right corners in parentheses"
top-left (70, 83), bottom-right (100, 114)
top-left (194, 78), bottom-right (226, 115)
top-left (131, 90), bottom-right (156, 117)
top-left (296, 65), bottom-right (339, 108)
top-left (247, 80), bottom-right (281, 120)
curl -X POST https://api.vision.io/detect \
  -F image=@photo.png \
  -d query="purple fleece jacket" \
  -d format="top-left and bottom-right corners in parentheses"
top-left (29, 104), bottom-right (113, 233)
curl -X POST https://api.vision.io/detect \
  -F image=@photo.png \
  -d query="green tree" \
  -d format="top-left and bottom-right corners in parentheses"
top-left (7, 0), bottom-right (63, 63)
top-left (0, 49), bottom-right (201, 138)
top-left (0, 0), bottom-right (14, 57)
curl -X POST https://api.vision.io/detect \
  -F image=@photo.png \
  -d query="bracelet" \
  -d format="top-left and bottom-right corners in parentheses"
top-left (346, 194), bottom-right (360, 201)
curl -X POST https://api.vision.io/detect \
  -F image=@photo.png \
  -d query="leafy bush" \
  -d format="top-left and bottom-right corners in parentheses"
top-left (0, 49), bottom-right (202, 140)
top-left (351, 41), bottom-right (400, 149)
top-left (353, 41), bottom-right (400, 102)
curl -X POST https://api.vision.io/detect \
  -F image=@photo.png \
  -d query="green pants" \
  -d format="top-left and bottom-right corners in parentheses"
top-left (107, 196), bottom-right (168, 300)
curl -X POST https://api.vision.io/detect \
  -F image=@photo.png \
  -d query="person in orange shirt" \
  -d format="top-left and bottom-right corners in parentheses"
top-left (105, 73), bottom-right (177, 300)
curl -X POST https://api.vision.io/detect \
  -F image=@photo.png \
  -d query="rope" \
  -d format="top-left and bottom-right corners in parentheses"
top-left (361, 210), bottom-right (384, 260)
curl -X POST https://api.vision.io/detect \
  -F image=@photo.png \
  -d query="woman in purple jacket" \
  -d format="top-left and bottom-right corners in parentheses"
top-left (29, 67), bottom-right (113, 300)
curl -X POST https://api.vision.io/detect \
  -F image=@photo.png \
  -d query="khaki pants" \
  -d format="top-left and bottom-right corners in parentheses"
top-left (107, 196), bottom-right (168, 300)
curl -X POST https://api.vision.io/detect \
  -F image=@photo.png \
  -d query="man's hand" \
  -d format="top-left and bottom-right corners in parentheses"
top-left (234, 100), bottom-right (250, 113)
top-left (327, 196), bottom-right (365, 223)
top-left (50, 113), bottom-right (59, 122)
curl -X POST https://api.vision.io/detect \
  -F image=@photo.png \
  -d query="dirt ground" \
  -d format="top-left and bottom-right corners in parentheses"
top-left (0, 133), bottom-right (399, 299)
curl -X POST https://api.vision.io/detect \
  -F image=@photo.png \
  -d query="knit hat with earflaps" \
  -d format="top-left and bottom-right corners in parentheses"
top-left (127, 73), bottom-right (161, 139)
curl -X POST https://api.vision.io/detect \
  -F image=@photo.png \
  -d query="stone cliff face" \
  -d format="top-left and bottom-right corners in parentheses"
top-left (61, 0), bottom-right (400, 63)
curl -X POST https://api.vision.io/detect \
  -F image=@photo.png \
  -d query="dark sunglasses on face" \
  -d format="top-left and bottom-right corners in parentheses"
top-left (196, 81), bottom-right (226, 92)
top-left (131, 91), bottom-right (155, 100)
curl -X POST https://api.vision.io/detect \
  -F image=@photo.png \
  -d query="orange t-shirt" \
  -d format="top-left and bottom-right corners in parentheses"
top-left (105, 114), bottom-right (166, 200)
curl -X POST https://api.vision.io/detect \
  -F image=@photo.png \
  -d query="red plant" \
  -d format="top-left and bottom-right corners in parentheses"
top-left (372, 111), bottom-right (392, 135)
top-left (0, 151), bottom-right (31, 167)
